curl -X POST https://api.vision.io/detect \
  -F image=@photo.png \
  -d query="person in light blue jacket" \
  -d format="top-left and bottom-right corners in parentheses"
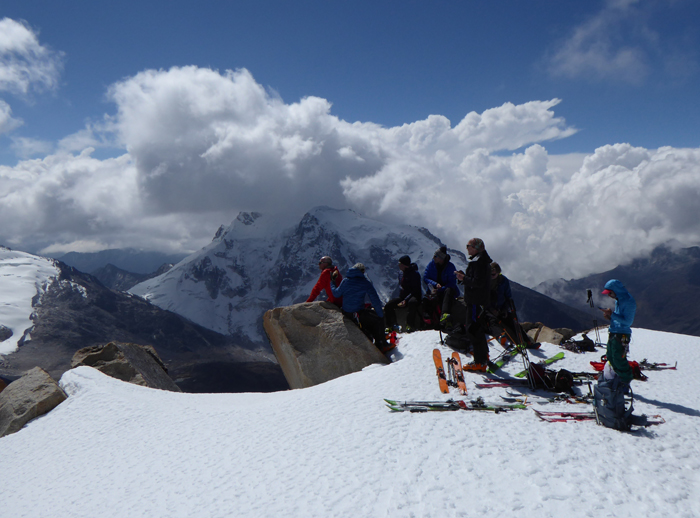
top-left (600, 279), bottom-right (637, 383)
top-left (331, 263), bottom-right (390, 352)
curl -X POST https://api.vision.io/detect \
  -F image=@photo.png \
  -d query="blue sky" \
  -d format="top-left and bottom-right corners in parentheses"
top-left (1, 0), bottom-right (700, 284)
top-left (3, 0), bottom-right (698, 160)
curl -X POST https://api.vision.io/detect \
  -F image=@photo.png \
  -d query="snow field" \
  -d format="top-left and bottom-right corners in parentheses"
top-left (1, 327), bottom-right (699, 517)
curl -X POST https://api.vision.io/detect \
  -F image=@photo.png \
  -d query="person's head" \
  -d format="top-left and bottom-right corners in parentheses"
top-left (466, 238), bottom-right (484, 257)
top-left (433, 246), bottom-right (447, 264)
top-left (398, 255), bottom-right (411, 271)
top-left (353, 262), bottom-right (366, 273)
top-left (318, 256), bottom-right (333, 270)
top-left (601, 288), bottom-right (617, 299)
top-left (490, 261), bottom-right (501, 279)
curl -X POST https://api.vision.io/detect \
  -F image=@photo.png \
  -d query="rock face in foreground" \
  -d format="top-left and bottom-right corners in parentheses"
top-left (71, 342), bottom-right (182, 392)
top-left (0, 367), bottom-right (66, 438)
top-left (264, 302), bottom-right (389, 389)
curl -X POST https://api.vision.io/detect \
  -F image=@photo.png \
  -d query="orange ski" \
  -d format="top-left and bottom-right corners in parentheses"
top-left (433, 348), bottom-right (449, 394)
top-left (450, 352), bottom-right (468, 396)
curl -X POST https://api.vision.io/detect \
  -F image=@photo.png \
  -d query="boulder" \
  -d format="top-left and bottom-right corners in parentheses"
top-left (0, 325), bottom-right (12, 342)
top-left (0, 367), bottom-right (66, 438)
top-left (527, 324), bottom-right (565, 345)
top-left (71, 342), bottom-right (181, 392)
top-left (264, 301), bottom-right (389, 389)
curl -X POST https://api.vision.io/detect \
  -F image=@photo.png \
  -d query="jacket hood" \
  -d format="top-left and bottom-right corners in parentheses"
top-left (604, 279), bottom-right (631, 300)
top-left (346, 267), bottom-right (366, 279)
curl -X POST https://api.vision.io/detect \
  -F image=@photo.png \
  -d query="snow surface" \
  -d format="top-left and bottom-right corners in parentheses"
top-left (0, 247), bottom-right (60, 354)
top-left (2, 327), bottom-right (699, 517)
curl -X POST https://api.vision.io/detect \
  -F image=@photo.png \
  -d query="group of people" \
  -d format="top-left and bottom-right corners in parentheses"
top-left (305, 244), bottom-right (638, 387)
top-left (306, 239), bottom-right (515, 370)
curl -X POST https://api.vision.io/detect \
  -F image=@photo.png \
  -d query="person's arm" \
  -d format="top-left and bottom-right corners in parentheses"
top-left (369, 285), bottom-right (384, 319)
top-left (306, 270), bottom-right (328, 302)
top-left (330, 277), bottom-right (346, 298)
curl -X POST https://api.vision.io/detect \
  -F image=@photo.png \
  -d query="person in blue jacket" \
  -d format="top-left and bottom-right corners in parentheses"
top-left (331, 263), bottom-right (391, 352)
top-left (600, 279), bottom-right (636, 384)
top-left (423, 246), bottom-right (459, 326)
top-left (384, 255), bottom-right (422, 332)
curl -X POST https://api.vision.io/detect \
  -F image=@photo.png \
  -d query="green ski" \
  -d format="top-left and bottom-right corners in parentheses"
top-left (514, 352), bottom-right (565, 378)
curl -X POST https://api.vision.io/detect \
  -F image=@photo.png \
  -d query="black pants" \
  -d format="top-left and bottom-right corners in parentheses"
top-left (384, 296), bottom-right (420, 329)
top-left (467, 304), bottom-right (489, 364)
top-left (345, 309), bottom-right (388, 349)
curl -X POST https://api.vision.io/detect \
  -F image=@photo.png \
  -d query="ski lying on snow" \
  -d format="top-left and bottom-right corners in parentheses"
top-left (514, 352), bottom-right (565, 378)
top-left (487, 347), bottom-right (520, 373)
top-left (433, 348), bottom-right (449, 394)
top-left (533, 409), bottom-right (665, 425)
top-left (384, 398), bottom-right (526, 413)
top-left (447, 352), bottom-right (468, 395)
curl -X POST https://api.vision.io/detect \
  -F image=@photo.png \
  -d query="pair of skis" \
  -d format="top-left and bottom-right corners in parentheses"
top-left (433, 348), bottom-right (467, 395)
top-left (385, 397), bottom-right (527, 413)
top-left (534, 409), bottom-right (665, 426)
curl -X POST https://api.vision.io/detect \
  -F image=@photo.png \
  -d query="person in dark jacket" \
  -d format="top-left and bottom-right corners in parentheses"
top-left (600, 279), bottom-right (636, 384)
top-left (487, 262), bottom-right (538, 349)
top-left (423, 246), bottom-right (459, 326)
top-left (384, 255), bottom-right (422, 332)
top-left (331, 263), bottom-right (391, 352)
top-left (456, 238), bottom-right (492, 371)
top-left (306, 256), bottom-right (343, 307)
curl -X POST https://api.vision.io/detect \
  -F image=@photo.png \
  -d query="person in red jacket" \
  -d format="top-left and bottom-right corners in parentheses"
top-left (307, 256), bottom-right (343, 307)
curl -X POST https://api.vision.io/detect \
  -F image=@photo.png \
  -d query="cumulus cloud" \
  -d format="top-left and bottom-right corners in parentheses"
top-left (1, 65), bottom-right (699, 285)
top-left (0, 18), bottom-right (64, 96)
top-left (0, 99), bottom-right (22, 134)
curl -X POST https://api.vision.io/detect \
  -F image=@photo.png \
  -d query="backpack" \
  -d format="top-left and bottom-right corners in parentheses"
top-left (593, 376), bottom-right (634, 431)
top-left (527, 364), bottom-right (575, 394)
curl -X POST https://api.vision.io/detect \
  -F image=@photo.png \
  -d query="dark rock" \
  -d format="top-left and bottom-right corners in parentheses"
top-left (0, 325), bottom-right (12, 342)
top-left (71, 342), bottom-right (181, 392)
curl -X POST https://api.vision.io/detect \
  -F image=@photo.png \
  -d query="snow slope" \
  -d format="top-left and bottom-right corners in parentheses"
top-left (2, 327), bottom-right (699, 517)
top-left (0, 247), bottom-right (61, 354)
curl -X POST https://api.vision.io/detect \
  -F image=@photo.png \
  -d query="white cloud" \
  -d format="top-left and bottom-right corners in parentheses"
top-left (0, 18), bottom-right (64, 96)
top-left (1, 66), bottom-right (699, 285)
top-left (0, 99), bottom-right (22, 134)
top-left (546, 0), bottom-right (654, 84)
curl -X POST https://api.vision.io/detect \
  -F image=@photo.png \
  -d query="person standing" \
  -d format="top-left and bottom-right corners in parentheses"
top-left (384, 255), bottom-right (422, 332)
top-left (600, 279), bottom-right (636, 384)
top-left (456, 238), bottom-right (492, 371)
top-left (306, 256), bottom-right (343, 307)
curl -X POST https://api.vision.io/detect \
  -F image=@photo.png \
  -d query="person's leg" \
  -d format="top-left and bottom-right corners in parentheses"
top-left (383, 298), bottom-right (401, 329)
top-left (406, 296), bottom-right (420, 329)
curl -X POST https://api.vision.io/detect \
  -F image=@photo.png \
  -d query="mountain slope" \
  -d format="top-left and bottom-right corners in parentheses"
top-left (0, 248), bottom-right (286, 392)
top-left (131, 206), bottom-right (593, 348)
top-left (536, 245), bottom-right (700, 336)
top-left (2, 328), bottom-right (698, 517)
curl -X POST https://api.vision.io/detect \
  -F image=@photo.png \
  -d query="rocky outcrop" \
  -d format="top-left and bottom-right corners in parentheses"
top-left (527, 324), bottom-right (566, 345)
top-left (0, 325), bottom-right (12, 342)
top-left (264, 301), bottom-right (389, 389)
top-left (71, 342), bottom-right (182, 392)
top-left (0, 367), bottom-right (66, 438)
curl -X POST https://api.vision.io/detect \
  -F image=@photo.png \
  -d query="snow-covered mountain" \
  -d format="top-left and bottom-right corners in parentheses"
top-left (3, 327), bottom-right (698, 517)
top-left (130, 206), bottom-right (470, 346)
top-left (0, 246), bottom-right (285, 393)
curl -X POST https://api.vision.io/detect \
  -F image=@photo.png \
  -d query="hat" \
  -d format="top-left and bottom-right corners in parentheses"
top-left (398, 255), bottom-right (411, 266)
top-left (433, 247), bottom-right (447, 260)
top-left (601, 289), bottom-right (613, 296)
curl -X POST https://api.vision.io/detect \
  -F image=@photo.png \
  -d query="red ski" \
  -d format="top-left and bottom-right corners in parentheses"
top-left (448, 352), bottom-right (468, 395)
top-left (433, 348), bottom-right (449, 394)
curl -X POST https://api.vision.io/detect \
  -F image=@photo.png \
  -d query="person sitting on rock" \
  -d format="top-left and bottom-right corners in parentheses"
top-left (383, 255), bottom-right (422, 332)
top-left (331, 263), bottom-right (391, 353)
top-left (423, 246), bottom-right (459, 328)
top-left (306, 256), bottom-right (343, 307)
